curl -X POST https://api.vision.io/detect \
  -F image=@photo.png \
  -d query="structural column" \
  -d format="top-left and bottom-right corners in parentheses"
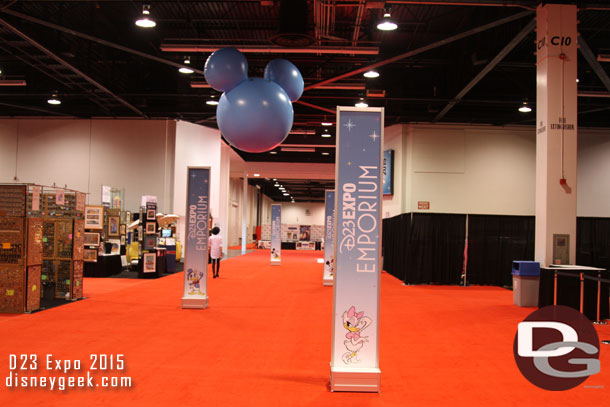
top-left (535, 4), bottom-right (578, 266)
top-left (242, 172), bottom-right (248, 255)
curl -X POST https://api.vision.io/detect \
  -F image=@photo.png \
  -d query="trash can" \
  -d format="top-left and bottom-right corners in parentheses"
top-left (512, 261), bottom-right (540, 307)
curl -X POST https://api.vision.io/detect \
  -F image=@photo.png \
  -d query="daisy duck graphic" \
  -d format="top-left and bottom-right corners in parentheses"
top-left (186, 268), bottom-right (204, 295)
top-left (325, 257), bottom-right (335, 278)
top-left (341, 306), bottom-right (372, 364)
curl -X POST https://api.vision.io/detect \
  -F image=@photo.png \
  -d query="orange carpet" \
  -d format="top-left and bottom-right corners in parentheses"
top-left (0, 250), bottom-right (608, 406)
top-left (228, 242), bottom-right (258, 250)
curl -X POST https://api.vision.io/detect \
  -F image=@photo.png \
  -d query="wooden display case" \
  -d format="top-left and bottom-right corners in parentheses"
top-left (0, 184), bottom-right (85, 313)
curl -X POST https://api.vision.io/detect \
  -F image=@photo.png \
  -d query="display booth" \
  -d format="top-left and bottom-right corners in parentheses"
top-left (0, 184), bottom-right (85, 313)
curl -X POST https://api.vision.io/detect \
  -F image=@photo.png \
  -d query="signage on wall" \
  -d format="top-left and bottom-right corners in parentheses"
top-left (270, 204), bottom-right (281, 265)
top-left (181, 167), bottom-right (210, 309)
top-left (418, 201), bottom-right (430, 210)
top-left (323, 190), bottom-right (335, 286)
top-left (382, 149), bottom-right (394, 196)
top-left (101, 185), bottom-right (111, 207)
top-left (330, 107), bottom-right (383, 392)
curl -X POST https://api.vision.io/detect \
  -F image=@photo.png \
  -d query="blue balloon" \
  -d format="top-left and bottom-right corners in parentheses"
top-left (264, 59), bottom-right (304, 102)
top-left (217, 78), bottom-right (293, 153)
top-left (204, 48), bottom-right (248, 92)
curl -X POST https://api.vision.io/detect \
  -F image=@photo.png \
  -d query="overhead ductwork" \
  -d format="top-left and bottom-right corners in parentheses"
top-left (270, 0), bottom-right (314, 47)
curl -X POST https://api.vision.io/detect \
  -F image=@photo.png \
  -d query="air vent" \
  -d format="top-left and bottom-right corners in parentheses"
top-left (270, 0), bottom-right (314, 47)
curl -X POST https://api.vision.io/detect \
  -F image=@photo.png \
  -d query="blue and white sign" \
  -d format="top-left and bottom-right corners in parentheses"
top-left (330, 107), bottom-right (383, 392)
top-left (382, 149), bottom-right (394, 196)
top-left (270, 204), bottom-right (281, 265)
top-left (323, 190), bottom-right (335, 286)
top-left (181, 167), bottom-right (210, 309)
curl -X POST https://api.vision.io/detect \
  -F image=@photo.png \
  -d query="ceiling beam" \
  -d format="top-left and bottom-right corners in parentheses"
top-left (303, 10), bottom-right (533, 91)
top-left (578, 35), bottom-right (610, 93)
top-left (0, 101), bottom-right (75, 117)
top-left (295, 100), bottom-right (336, 114)
top-left (1, 9), bottom-right (203, 75)
top-left (434, 18), bottom-right (535, 122)
top-left (0, 17), bottom-right (146, 117)
top-left (161, 44), bottom-right (379, 55)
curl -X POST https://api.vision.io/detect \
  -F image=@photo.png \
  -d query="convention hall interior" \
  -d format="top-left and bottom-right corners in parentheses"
top-left (0, 1), bottom-right (609, 405)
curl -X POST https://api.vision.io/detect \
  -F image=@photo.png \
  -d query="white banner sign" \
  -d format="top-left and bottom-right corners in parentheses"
top-left (330, 107), bottom-right (383, 392)
top-left (270, 204), bottom-right (281, 265)
top-left (181, 167), bottom-right (210, 309)
top-left (323, 190), bottom-right (335, 286)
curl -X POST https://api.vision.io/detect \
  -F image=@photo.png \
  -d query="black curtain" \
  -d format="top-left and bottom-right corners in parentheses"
top-left (577, 217), bottom-right (610, 270)
top-left (466, 215), bottom-right (535, 286)
top-left (382, 213), bottom-right (410, 281)
top-left (404, 213), bottom-right (466, 285)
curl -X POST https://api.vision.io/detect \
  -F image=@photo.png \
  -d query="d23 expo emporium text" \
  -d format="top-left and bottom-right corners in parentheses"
top-left (188, 195), bottom-right (208, 251)
top-left (340, 166), bottom-right (379, 273)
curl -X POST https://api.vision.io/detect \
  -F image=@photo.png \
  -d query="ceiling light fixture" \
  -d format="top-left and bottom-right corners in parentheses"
top-left (179, 57), bottom-right (194, 74)
top-left (269, 151), bottom-right (277, 154)
top-left (321, 152), bottom-right (330, 156)
top-left (206, 95), bottom-right (219, 106)
top-left (321, 121), bottom-right (333, 126)
top-left (518, 101), bottom-right (532, 113)
top-left (47, 92), bottom-right (61, 105)
top-left (377, 7), bottom-right (398, 31)
top-left (321, 129), bottom-right (332, 138)
top-left (253, 173), bottom-right (260, 177)
top-left (363, 70), bottom-right (380, 78)
top-left (355, 98), bottom-right (368, 108)
top-left (283, 193), bottom-right (289, 196)
top-left (135, 4), bottom-right (156, 28)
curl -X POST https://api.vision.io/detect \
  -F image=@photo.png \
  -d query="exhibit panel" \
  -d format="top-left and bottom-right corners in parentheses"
top-left (0, 184), bottom-right (84, 312)
top-left (323, 190), bottom-right (335, 286)
top-left (270, 204), bottom-right (281, 265)
top-left (181, 167), bottom-right (210, 309)
top-left (330, 107), bottom-right (383, 392)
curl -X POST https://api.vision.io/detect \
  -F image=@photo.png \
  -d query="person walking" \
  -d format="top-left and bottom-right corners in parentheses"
top-left (209, 227), bottom-right (223, 278)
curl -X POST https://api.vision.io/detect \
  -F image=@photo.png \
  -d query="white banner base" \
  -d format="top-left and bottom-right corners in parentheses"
top-left (330, 367), bottom-right (380, 392)
top-left (323, 278), bottom-right (334, 287)
top-left (181, 296), bottom-right (209, 309)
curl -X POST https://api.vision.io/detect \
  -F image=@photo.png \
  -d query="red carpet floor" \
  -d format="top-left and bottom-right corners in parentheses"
top-left (0, 250), bottom-right (608, 406)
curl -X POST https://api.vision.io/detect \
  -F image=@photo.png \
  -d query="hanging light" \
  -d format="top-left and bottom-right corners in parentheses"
top-left (377, 7), bottom-right (397, 31)
top-left (321, 121), bottom-right (333, 126)
top-left (206, 94), bottom-right (219, 105)
top-left (518, 101), bottom-right (532, 113)
top-left (363, 70), bottom-right (380, 78)
top-left (135, 4), bottom-right (156, 28)
top-left (355, 98), bottom-right (368, 108)
top-left (321, 129), bottom-right (332, 138)
top-left (47, 92), bottom-right (61, 105)
top-left (179, 57), bottom-right (194, 74)
top-left (321, 152), bottom-right (330, 156)
top-left (270, 151), bottom-right (278, 154)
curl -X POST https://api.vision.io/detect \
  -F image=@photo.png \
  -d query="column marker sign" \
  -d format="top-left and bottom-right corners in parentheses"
top-left (323, 190), bottom-right (335, 286)
top-left (181, 167), bottom-right (210, 309)
top-left (330, 107), bottom-right (383, 392)
top-left (270, 204), bottom-right (281, 265)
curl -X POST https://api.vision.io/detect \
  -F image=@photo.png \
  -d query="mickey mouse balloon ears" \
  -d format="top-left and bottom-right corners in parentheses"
top-left (204, 48), bottom-right (304, 153)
